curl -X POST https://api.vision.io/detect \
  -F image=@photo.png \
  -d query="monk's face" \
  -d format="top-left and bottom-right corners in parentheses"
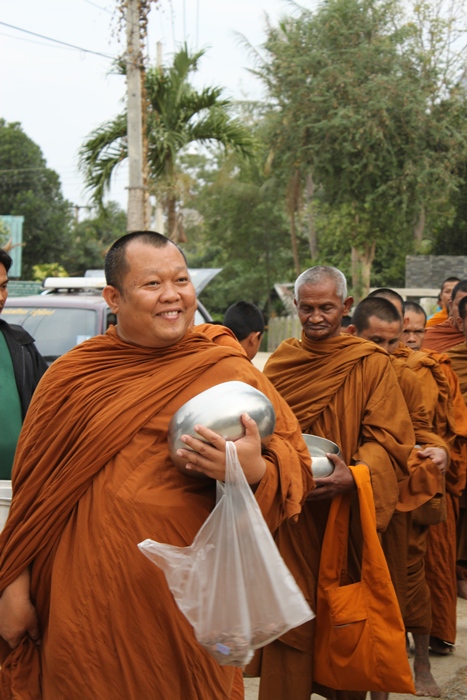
top-left (401, 310), bottom-right (425, 351)
top-left (295, 280), bottom-right (353, 341)
top-left (103, 241), bottom-right (197, 348)
top-left (355, 316), bottom-right (402, 355)
top-left (449, 290), bottom-right (467, 331)
top-left (440, 281), bottom-right (458, 310)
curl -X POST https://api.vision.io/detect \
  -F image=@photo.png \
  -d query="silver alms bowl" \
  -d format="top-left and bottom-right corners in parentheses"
top-left (168, 381), bottom-right (276, 473)
top-left (302, 434), bottom-right (341, 478)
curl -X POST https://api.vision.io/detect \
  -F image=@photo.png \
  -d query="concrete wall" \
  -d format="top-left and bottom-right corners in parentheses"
top-left (406, 256), bottom-right (467, 288)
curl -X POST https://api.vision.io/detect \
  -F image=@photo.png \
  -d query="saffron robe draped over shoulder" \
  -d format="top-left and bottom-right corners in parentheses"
top-left (448, 341), bottom-right (467, 402)
top-left (247, 333), bottom-right (414, 700)
top-left (196, 322), bottom-right (247, 355)
top-left (426, 307), bottom-right (448, 328)
top-left (422, 318), bottom-right (464, 353)
top-left (0, 327), bottom-right (313, 700)
top-left (388, 353), bottom-right (449, 633)
top-left (421, 351), bottom-right (467, 644)
top-left (446, 342), bottom-right (467, 583)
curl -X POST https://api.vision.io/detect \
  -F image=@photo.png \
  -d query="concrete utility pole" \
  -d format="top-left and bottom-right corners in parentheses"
top-left (154, 40), bottom-right (164, 234)
top-left (126, 0), bottom-right (147, 231)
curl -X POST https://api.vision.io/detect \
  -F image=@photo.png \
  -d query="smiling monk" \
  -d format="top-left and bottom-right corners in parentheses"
top-left (0, 231), bottom-right (312, 700)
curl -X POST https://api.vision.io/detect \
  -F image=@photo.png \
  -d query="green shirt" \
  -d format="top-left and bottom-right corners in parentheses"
top-left (0, 330), bottom-right (23, 478)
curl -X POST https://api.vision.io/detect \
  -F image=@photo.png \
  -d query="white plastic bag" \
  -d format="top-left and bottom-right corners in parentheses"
top-left (138, 441), bottom-right (314, 667)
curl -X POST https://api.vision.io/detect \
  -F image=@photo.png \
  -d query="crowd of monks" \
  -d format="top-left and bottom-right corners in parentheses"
top-left (247, 272), bottom-right (467, 700)
top-left (1, 233), bottom-right (467, 700)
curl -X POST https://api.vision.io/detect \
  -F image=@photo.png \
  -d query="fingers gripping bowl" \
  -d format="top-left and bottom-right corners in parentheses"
top-left (168, 381), bottom-right (276, 477)
top-left (301, 434), bottom-right (341, 478)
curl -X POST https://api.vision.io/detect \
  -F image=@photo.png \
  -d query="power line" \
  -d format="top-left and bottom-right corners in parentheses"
top-left (0, 30), bottom-right (76, 51)
top-left (0, 20), bottom-right (116, 59)
top-left (80, 0), bottom-right (114, 15)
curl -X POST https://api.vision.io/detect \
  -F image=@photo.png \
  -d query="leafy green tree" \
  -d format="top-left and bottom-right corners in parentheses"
top-left (258, 0), bottom-right (467, 297)
top-left (0, 120), bottom-right (74, 278)
top-left (181, 144), bottom-right (304, 319)
top-left (79, 45), bottom-right (255, 241)
top-left (62, 202), bottom-right (128, 276)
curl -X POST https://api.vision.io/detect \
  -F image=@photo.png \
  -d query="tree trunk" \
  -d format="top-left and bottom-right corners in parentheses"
top-left (289, 212), bottom-right (301, 277)
top-left (351, 242), bottom-right (376, 302)
top-left (305, 172), bottom-right (318, 260)
top-left (167, 196), bottom-right (177, 240)
top-left (286, 170), bottom-right (301, 277)
top-left (413, 207), bottom-right (426, 247)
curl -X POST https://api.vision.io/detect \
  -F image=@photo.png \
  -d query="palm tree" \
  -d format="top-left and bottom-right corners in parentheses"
top-left (79, 45), bottom-right (255, 240)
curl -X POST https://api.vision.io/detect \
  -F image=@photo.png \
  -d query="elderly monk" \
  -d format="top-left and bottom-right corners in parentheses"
top-left (402, 301), bottom-right (427, 351)
top-left (372, 288), bottom-right (467, 657)
top-left (349, 296), bottom-right (449, 699)
top-left (249, 266), bottom-right (415, 700)
top-left (426, 277), bottom-right (460, 329)
top-left (447, 295), bottom-right (467, 601)
top-left (0, 231), bottom-right (313, 700)
top-left (422, 279), bottom-right (467, 353)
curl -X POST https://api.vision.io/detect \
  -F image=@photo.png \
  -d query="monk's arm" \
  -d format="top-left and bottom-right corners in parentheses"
top-left (0, 567), bottom-right (40, 648)
top-left (354, 357), bottom-right (414, 530)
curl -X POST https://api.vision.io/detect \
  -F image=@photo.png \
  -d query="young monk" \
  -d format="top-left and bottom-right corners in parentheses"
top-left (0, 231), bottom-right (313, 700)
top-left (349, 296), bottom-right (450, 698)
top-left (422, 279), bottom-right (467, 353)
top-left (426, 278), bottom-right (460, 328)
top-left (248, 266), bottom-right (415, 700)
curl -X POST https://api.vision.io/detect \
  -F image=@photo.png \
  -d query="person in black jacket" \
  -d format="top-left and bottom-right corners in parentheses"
top-left (0, 249), bottom-right (47, 478)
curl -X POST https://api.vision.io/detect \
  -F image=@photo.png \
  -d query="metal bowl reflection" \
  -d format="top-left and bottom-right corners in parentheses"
top-left (168, 381), bottom-right (276, 477)
top-left (302, 434), bottom-right (340, 478)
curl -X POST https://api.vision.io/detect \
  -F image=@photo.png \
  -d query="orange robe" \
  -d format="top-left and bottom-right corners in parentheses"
top-left (0, 326), bottom-right (312, 700)
top-left (423, 352), bottom-right (467, 643)
top-left (422, 318), bottom-right (464, 353)
top-left (426, 307), bottom-right (448, 328)
top-left (196, 322), bottom-right (247, 355)
top-left (447, 342), bottom-right (467, 580)
top-left (389, 352), bottom-right (449, 634)
top-left (248, 333), bottom-right (415, 700)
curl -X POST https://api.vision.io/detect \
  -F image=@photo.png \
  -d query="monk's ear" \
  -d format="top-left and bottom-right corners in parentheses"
top-left (343, 296), bottom-right (353, 315)
top-left (103, 285), bottom-right (121, 313)
top-left (346, 324), bottom-right (358, 336)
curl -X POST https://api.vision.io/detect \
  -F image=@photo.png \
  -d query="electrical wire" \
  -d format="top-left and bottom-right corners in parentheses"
top-left (0, 20), bottom-right (115, 59)
top-left (80, 0), bottom-right (113, 14)
top-left (0, 30), bottom-right (77, 51)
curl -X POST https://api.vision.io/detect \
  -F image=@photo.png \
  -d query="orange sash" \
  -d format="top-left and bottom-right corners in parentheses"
top-left (313, 465), bottom-right (415, 693)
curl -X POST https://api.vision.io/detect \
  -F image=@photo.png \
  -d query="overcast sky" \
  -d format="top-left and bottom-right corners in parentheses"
top-left (1, 0), bottom-right (306, 213)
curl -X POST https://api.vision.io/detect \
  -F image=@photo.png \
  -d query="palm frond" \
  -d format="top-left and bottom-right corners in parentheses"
top-left (79, 114), bottom-right (128, 207)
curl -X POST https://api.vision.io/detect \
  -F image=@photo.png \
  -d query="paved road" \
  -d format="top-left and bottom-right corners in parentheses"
top-left (251, 352), bottom-right (270, 372)
top-left (244, 598), bottom-right (467, 699)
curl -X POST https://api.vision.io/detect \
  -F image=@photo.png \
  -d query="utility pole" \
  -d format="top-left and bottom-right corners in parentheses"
top-left (126, 0), bottom-right (147, 231)
top-left (154, 40), bottom-right (164, 234)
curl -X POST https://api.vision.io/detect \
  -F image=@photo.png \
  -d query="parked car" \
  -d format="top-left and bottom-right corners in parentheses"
top-left (4, 269), bottom-right (221, 364)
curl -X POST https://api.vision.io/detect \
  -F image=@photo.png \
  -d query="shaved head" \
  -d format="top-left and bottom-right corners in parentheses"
top-left (352, 297), bottom-right (402, 333)
top-left (367, 288), bottom-right (404, 319)
top-left (402, 302), bottom-right (426, 350)
top-left (349, 297), bottom-right (402, 354)
top-left (294, 266), bottom-right (348, 302)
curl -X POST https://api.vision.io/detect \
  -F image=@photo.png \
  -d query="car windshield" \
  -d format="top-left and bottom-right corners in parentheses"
top-left (2, 307), bottom-right (98, 361)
